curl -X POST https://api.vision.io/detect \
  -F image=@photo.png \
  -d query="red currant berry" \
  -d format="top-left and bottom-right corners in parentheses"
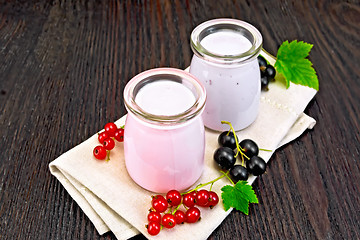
top-left (189, 190), bottom-right (197, 198)
top-left (185, 207), bottom-right (201, 223)
top-left (183, 193), bottom-right (196, 208)
top-left (151, 195), bottom-right (168, 213)
top-left (166, 190), bottom-right (182, 207)
top-left (146, 221), bottom-right (161, 236)
top-left (93, 146), bottom-right (107, 160)
top-left (195, 189), bottom-right (210, 207)
top-left (98, 131), bottom-right (109, 144)
top-left (147, 211), bottom-right (161, 223)
top-left (103, 138), bottom-right (115, 150)
top-left (104, 122), bottom-right (117, 137)
top-left (114, 128), bottom-right (124, 142)
top-left (174, 210), bottom-right (186, 224)
top-left (162, 214), bottom-right (176, 229)
top-left (207, 191), bottom-right (219, 208)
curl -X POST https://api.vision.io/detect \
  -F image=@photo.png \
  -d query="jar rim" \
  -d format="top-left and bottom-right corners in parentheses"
top-left (190, 18), bottom-right (263, 64)
top-left (123, 68), bottom-right (206, 126)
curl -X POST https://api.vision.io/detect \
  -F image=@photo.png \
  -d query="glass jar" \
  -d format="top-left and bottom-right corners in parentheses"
top-left (123, 68), bottom-right (206, 193)
top-left (189, 18), bottom-right (263, 131)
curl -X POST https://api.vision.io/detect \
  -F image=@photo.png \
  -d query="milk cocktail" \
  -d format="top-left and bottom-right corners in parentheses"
top-left (123, 68), bottom-right (206, 193)
top-left (190, 19), bottom-right (263, 131)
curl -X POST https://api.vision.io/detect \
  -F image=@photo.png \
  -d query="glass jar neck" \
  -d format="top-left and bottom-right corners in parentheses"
top-left (191, 19), bottom-right (263, 65)
top-left (123, 68), bottom-right (206, 127)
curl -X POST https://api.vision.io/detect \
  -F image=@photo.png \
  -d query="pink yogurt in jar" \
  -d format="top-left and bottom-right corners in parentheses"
top-left (190, 19), bottom-right (263, 131)
top-left (123, 68), bottom-right (206, 193)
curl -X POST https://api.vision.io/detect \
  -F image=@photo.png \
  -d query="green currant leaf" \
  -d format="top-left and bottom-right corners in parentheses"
top-left (221, 181), bottom-right (258, 215)
top-left (274, 40), bottom-right (319, 90)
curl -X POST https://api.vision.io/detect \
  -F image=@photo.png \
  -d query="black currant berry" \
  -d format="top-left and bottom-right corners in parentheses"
top-left (261, 76), bottom-right (269, 90)
top-left (246, 156), bottom-right (267, 176)
top-left (239, 139), bottom-right (259, 158)
top-left (218, 131), bottom-right (238, 150)
top-left (260, 69), bottom-right (266, 78)
top-left (264, 65), bottom-right (276, 80)
top-left (257, 56), bottom-right (267, 68)
top-left (213, 147), bottom-right (236, 170)
top-left (230, 165), bottom-right (249, 182)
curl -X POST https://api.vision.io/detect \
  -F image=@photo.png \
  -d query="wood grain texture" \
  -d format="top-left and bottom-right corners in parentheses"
top-left (0, 0), bottom-right (359, 239)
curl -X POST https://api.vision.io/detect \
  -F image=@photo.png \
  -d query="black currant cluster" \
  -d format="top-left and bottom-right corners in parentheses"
top-left (258, 55), bottom-right (276, 91)
top-left (214, 131), bottom-right (267, 182)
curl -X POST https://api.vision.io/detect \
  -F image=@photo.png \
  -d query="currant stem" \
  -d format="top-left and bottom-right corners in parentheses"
top-left (172, 205), bottom-right (181, 215)
top-left (106, 150), bottom-right (110, 162)
top-left (221, 121), bottom-right (249, 161)
top-left (167, 207), bottom-right (172, 214)
top-left (226, 129), bottom-right (231, 136)
top-left (220, 170), bottom-right (235, 185)
top-left (259, 148), bottom-right (272, 152)
top-left (182, 171), bottom-right (229, 195)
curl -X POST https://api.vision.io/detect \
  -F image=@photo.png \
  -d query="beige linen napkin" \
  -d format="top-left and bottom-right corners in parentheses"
top-left (49, 52), bottom-right (317, 240)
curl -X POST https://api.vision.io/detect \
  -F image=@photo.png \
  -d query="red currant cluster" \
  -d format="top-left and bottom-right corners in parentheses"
top-left (146, 189), bottom-right (219, 236)
top-left (93, 122), bottom-right (124, 160)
